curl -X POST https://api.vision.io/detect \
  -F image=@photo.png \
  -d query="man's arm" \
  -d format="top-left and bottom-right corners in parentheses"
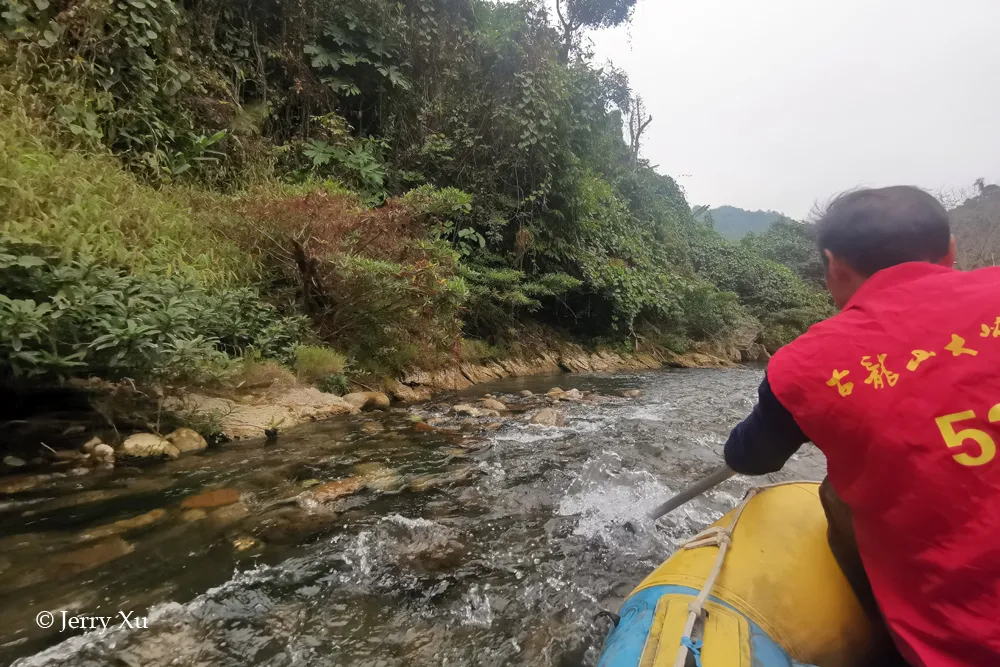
top-left (724, 373), bottom-right (809, 475)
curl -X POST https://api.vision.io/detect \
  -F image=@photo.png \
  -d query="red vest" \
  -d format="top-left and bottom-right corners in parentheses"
top-left (769, 262), bottom-right (1000, 667)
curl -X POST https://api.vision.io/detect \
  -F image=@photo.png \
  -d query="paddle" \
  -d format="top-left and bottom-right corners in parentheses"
top-left (648, 464), bottom-right (736, 520)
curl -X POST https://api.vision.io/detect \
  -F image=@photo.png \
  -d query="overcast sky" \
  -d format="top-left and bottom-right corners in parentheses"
top-left (585, 0), bottom-right (1000, 218)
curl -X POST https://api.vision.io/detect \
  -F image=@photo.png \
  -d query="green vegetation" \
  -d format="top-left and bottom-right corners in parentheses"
top-left (946, 179), bottom-right (1000, 270)
top-left (0, 0), bottom-right (829, 391)
top-left (293, 345), bottom-right (347, 382)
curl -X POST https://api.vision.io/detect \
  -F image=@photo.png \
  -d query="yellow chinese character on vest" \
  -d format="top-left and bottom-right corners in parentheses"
top-left (826, 369), bottom-right (854, 397)
top-left (945, 334), bottom-right (978, 357)
top-left (906, 350), bottom-right (936, 371)
top-left (981, 317), bottom-right (1000, 338)
top-left (861, 354), bottom-right (899, 389)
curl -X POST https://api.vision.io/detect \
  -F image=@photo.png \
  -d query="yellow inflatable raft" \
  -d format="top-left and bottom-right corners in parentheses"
top-left (596, 482), bottom-right (874, 667)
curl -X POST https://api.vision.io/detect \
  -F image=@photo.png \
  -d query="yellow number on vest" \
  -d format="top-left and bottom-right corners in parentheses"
top-left (935, 409), bottom-right (997, 467)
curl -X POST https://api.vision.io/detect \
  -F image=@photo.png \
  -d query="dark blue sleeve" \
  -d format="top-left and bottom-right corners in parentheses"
top-left (724, 373), bottom-right (808, 475)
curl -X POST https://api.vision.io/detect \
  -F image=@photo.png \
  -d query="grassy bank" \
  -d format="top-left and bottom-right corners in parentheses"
top-left (0, 0), bottom-right (831, 440)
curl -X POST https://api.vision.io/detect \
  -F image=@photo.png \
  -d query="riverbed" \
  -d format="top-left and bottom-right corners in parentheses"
top-left (0, 368), bottom-right (826, 667)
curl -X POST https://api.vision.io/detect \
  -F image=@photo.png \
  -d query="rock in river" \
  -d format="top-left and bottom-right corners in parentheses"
top-left (180, 488), bottom-right (241, 510)
top-left (92, 443), bottom-right (115, 463)
top-left (120, 433), bottom-right (180, 460)
top-left (452, 403), bottom-right (481, 417)
top-left (78, 509), bottom-right (167, 541)
top-left (342, 391), bottom-right (391, 411)
top-left (530, 408), bottom-right (566, 427)
top-left (53, 536), bottom-right (135, 575)
top-left (452, 404), bottom-right (501, 418)
top-left (478, 398), bottom-right (508, 412)
top-left (305, 477), bottom-right (364, 503)
top-left (166, 427), bottom-right (208, 454)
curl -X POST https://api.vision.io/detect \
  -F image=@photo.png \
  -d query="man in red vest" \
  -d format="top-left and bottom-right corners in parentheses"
top-left (723, 186), bottom-right (1000, 667)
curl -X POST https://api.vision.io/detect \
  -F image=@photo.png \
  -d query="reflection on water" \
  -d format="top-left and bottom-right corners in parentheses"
top-left (2, 368), bottom-right (826, 666)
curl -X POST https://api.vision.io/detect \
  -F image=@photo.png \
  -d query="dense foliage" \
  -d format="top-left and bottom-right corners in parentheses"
top-left (0, 0), bottom-right (828, 384)
top-left (947, 180), bottom-right (1000, 270)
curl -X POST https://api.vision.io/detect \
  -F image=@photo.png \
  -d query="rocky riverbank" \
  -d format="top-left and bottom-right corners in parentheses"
top-left (0, 337), bottom-right (764, 485)
top-left (159, 340), bottom-right (752, 442)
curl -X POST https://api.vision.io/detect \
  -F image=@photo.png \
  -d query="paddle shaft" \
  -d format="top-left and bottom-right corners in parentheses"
top-left (648, 465), bottom-right (736, 520)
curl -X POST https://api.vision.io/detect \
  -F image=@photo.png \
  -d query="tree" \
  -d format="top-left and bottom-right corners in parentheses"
top-left (625, 93), bottom-right (652, 169)
top-left (948, 179), bottom-right (1000, 269)
top-left (554, 0), bottom-right (638, 60)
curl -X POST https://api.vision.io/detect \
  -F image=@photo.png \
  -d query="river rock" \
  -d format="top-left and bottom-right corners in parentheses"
top-left (621, 389), bottom-right (643, 399)
top-left (182, 509), bottom-right (207, 521)
top-left (519, 390), bottom-right (533, 397)
top-left (452, 403), bottom-right (483, 417)
top-left (120, 433), bottom-right (180, 460)
top-left (78, 509), bottom-right (167, 541)
top-left (93, 443), bottom-right (115, 463)
top-left (306, 477), bottom-right (363, 503)
top-left (249, 506), bottom-right (338, 544)
top-left (478, 398), bottom-right (508, 412)
top-left (180, 488), bottom-right (241, 509)
top-left (741, 343), bottom-right (771, 363)
top-left (530, 408), bottom-right (566, 427)
top-left (408, 464), bottom-right (481, 492)
top-left (563, 388), bottom-right (584, 400)
top-left (545, 387), bottom-right (564, 396)
top-left (355, 463), bottom-right (403, 492)
top-left (389, 381), bottom-right (433, 403)
top-left (413, 421), bottom-right (436, 432)
top-left (53, 536), bottom-right (135, 574)
top-left (165, 389), bottom-right (358, 440)
top-left (0, 474), bottom-right (54, 495)
top-left (166, 427), bottom-right (208, 454)
top-left (3, 456), bottom-right (26, 468)
top-left (342, 391), bottom-right (391, 411)
top-left (210, 503), bottom-right (250, 528)
top-left (80, 436), bottom-right (102, 454)
top-left (232, 536), bottom-right (261, 552)
top-left (360, 421), bottom-right (386, 434)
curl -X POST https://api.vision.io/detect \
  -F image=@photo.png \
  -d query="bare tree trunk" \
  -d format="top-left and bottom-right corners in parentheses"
top-left (627, 94), bottom-right (652, 169)
top-left (554, 0), bottom-right (575, 62)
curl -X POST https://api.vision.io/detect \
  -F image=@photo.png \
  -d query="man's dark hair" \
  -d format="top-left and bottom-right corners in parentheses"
top-left (815, 186), bottom-right (951, 276)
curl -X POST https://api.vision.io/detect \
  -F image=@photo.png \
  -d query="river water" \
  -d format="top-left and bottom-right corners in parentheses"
top-left (0, 368), bottom-right (826, 667)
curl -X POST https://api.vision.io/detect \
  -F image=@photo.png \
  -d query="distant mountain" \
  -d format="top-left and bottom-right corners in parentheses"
top-left (694, 205), bottom-right (784, 240)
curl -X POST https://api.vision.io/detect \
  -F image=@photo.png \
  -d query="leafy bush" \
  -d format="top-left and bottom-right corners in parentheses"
top-left (461, 264), bottom-right (581, 338)
top-left (690, 222), bottom-right (826, 315)
top-left (0, 236), bottom-right (305, 381)
top-left (759, 304), bottom-right (834, 352)
top-left (316, 373), bottom-right (351, 395)
top-left (459, 338), bottom-right (501, 363)
top-left (293, 345), bottom-right (347, 382)
top-left (742, 218), bottom-right (825, 285)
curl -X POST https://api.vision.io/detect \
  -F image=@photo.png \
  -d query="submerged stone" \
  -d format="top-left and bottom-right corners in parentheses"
top-left (180, 488), bottom-right (241, 509)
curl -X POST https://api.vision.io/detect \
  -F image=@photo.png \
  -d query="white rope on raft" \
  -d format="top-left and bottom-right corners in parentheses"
top-left (671, 480), bottom-right (816, 667)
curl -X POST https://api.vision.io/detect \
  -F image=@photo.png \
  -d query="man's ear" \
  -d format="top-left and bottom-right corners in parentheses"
top-left (823, 249), bottom-right (845, 279)
top-left (939, 236), bottom-right (957, 268)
